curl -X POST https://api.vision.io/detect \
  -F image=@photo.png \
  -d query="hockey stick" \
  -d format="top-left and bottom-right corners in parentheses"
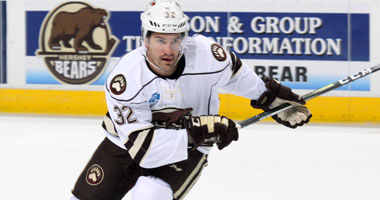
top-left (237, 64), bottom-right (380, 129)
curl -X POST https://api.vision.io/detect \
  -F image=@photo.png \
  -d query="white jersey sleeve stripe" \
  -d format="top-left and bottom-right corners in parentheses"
top-left (102, 112), bottom-right (118, 137)
top-left (126, 128), bottom-right (153, 163)
top-left (228, 51), bottom-right (243, 77)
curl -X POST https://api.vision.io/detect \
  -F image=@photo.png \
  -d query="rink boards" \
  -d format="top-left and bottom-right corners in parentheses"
top-left (0, 88), bottom-right (379, 123)
top-left (2, 0), bottom-right (380, 123)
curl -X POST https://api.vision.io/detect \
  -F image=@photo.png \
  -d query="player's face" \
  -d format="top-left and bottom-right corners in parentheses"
top-left (145, 32), bottom-right (182, 76)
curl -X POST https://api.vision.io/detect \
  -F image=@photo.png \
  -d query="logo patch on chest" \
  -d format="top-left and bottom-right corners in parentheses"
top-left (211, 43), bottom-right (227, 62)
top-left (110, 74), bottom-right (126, 95)
top-left (149, 92), bottom-right (161, 105)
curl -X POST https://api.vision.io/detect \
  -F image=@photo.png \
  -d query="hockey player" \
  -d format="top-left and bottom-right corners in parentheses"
top-left (71, 0), bottom-right (312, 199)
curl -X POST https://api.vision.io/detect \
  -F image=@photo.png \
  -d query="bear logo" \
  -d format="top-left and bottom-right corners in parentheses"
top-left (110, 74), bottom-right (127, 95)
top-left (211, 43), bottom-right (227, 62)
top-left (36, 2), bottom-right (119, 85)
top-left (49, 7), bottom-right (108, 54)
top-left (86, 164), bottom-right (104, 186)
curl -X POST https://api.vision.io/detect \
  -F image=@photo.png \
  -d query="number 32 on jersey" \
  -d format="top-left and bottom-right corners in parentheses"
top-left (113, 105), bottom-right (138, 125)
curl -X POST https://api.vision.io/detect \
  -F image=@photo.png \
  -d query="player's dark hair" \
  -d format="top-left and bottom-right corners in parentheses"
top-left (146, 30), bottom-right (152, 39)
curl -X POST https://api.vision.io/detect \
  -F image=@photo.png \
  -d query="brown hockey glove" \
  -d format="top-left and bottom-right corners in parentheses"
top-left (251, 77), bottom-right (312, 128)
top-left (217, 118), bottom-right (239, 150)
top-left (183, 115), bottom-right (239, 150)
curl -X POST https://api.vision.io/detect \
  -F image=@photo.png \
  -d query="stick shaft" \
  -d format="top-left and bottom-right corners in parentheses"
top-left (237, 64), bottom-right (380, 129)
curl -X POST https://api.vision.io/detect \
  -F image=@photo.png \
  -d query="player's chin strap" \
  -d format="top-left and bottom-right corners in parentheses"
top-left (143, 51), bottom-right (184, 72)
top-left (144, 55), bottom-right (162, 72)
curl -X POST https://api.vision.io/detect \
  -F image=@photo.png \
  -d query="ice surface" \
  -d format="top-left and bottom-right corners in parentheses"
top-left (0, 114), bottom-right (379, 200)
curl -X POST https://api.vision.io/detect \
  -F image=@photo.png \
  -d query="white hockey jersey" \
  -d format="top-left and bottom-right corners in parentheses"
top-left (102, 34), bottom-right (267, 168)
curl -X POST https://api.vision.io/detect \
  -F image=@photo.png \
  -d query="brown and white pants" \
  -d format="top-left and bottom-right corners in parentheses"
top-left (72, 137), bottom-right (208, 200)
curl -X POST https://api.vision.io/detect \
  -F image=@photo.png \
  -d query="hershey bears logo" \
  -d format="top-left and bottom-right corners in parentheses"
top-left (86, 164), bottom-right (104, 186)
top-left (36, 2), bottom-right (119, 84)
top-left (110, 74), bottom-right (126, 95)
top-left (211, 43), bottom-right (227, 62)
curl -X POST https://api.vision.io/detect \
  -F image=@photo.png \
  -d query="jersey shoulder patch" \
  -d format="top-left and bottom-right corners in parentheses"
top-left (185, 35), bottom-right (230, 73)
top-left (106, 47), bottom-right (155, 101)
top-left (210, 43), bottom-right (227, 62)
top-left (109, 74), bottom-right (127, 95)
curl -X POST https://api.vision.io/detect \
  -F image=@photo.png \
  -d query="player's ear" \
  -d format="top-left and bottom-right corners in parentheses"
top-left (144, 38), bottom-right (150, 48)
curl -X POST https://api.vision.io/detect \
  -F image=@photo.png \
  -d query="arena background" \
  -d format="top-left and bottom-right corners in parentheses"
top-left (1, 0), bottom-right (380, 123)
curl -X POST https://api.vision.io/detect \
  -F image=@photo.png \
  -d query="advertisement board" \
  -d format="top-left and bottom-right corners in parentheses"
top-left (25, 2), bottom-right (370, 91)
top-left (2, 0), bottom-right (379, 121)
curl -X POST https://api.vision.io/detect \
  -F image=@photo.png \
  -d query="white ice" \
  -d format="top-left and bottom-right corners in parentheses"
top-left (0, 114), bottom-right (379, 200)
